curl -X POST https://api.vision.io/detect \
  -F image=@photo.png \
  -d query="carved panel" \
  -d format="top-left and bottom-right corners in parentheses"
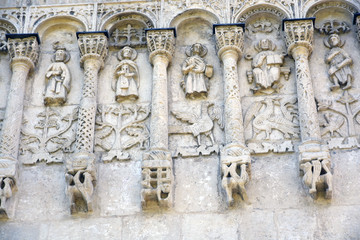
top-left (95, 103), bottom-right (150, 162)
top-left (0, 21), bottom-right (16, 51)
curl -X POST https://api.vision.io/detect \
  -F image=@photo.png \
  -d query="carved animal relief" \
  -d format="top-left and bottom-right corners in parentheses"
top-left (113, 46), bottom-right (139, 102)
top-left (20, 107), bottom-right (77, 164)
top-left (246, 39), bottom-right (290, 94)
top-left (95, 103), bottom-right (150, 162)
top-left (181, 43), bottom-right (213, 99)
top-left (244, 96), bottom-right (299, 153)
top-left (169, 101), bottom-right (224, 157)
top-left (44, 42), bottom-right (71, 106)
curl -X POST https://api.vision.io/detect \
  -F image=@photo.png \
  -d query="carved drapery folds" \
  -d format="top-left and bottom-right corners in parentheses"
top-left (0, 34), bottom-right (39, 218)
top-left (66, 32), bottom-right (108, 214)
top-left (284, 19), bottom-right (333, 199)
top-left (214, 24), bottom-right (251, 205)
top-left (142, 28), bottom-right (175, 209)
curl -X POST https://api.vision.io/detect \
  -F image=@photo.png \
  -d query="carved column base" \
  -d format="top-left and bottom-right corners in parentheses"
top-left (220, 143), bottom-right (251, 206)
top-left (141, 150), bottom-right (173, 209)
top-left (0, 158), bottom-right (17, 219)
top-left (299, 141), bottom-right (333, 199)
top-left (66, 152), bottom-right (96, 214)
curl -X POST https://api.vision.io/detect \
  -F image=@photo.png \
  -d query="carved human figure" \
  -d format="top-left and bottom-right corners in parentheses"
top-left (113, 46), bottom-right (139, 102)
top-left (325, 34), bottom-right (353, 90)
top-left (247, 39), bottom-right (289, 94)
top-left (181, 43), bottom-right (213, 99)
top-left (44, 44), bottom-right (71, 106)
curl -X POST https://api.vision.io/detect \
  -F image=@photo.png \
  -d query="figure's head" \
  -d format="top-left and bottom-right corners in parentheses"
top-left (118, 46), bottom-right (137, 61)
top-left (192, 43), bottom-right (202, 55)
top-left (260, 39), bottom-right (270, 50)
top-left (121, 64), bottom-right (129, 71)
top-left (187, 43), bottom-right (208, 57)
top-left (52, 42), bottom-right (70, 62)
top-left (328, 34), bottom-right (340, 47)
top-left (55, 49), bottom-right (66, 62)
top-left (122, 46), bottom-right (132, 58)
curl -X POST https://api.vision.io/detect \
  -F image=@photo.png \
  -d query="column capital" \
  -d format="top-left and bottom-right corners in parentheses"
top-left (353, 13), bottom-right (360, 42)
top-left (145, 28), bottom-right (176, 64)
top-left (6, 33), bottom-right (40, 70)
top-left (283, 18), bottom-right (315, 56)
top-left (77, 31), bottom-right (109, 68)
top-left (213, 23), bottom-right (245, 60)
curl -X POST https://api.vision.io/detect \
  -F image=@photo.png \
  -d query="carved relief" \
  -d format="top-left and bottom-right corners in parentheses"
top-left (44, 42), bottom-right (71, 106)
top-left (110, 24), bottom-right (146, 48)
top-left (246, 19), bottom-right (280, 34)
top-left (246, 39), bottom-right (290, 94)
top-left (113, 47), bottom-right (139, 102)
top-left (20, 107), bottom-right (77, 165)
top-left (244, 96), bottom-right (299, 153)
top-left (95, 103), bottom-right (150, 162)
top-left (169, 101), bottom-right (224, 157)
top-left (0, 21), bottom-right (16, 51)
top-left (0, 177), bottom-right (15, 216)
top-left (181, 43), bottom-right (213, 99)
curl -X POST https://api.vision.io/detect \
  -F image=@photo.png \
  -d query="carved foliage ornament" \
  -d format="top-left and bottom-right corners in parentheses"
top-left (0, 21), bottom-right (16, 51)
top-left (181, 43), bottom-right (214, 99)
top-left (283, 20), bottom-right (314, 54)
top-left (146, 29), bottom-right (175, 62)
top-left (7, 36), bottom-right (39, 67)
top-left (214, 25), bottom-right (244, 57)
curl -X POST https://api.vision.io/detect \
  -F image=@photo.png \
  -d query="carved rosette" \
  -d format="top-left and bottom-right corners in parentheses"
top-left (141, 28), bottom-right (175, 209)
top-left (66, 32), bottom-right (108, 214)
top-left (284, 19), bottom-right (333, 199)
top-left (0, 34), bottom-right (39, 218)
top-left (214, 24), bottom-right (251, 205)
top-left (354, 13), bottom-right (360, 42)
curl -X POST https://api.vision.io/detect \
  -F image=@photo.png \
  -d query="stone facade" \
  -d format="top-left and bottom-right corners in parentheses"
top-left (0, 0), bottom-right (360, 239)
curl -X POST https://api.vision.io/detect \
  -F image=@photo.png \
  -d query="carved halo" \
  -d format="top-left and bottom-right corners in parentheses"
top-left (51, 41), bottom-right (70, 63)
top-left (117, 46), bottom-right (137, 61)
top-left (185, 43), bottom-right (208, 57)
top-left (323, 33), bottom-right (345, 48)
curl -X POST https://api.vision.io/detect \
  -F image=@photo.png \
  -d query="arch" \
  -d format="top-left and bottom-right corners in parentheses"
top-left (99, 11), bottom-right (154, 32)
top-left (305, 0), bottom-right (359, 18)
top-left (0, 18), bottom-right (19, 34)
top-left (169, 9), bottom-right (220, 29)
top-left (234, 3), bottom-right (291, 24)
top-left (33, 16), bottom-right (87, 38)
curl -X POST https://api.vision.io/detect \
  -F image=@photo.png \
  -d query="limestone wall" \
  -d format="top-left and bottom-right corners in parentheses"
top-left (0, 1), bottom-right (360, 239)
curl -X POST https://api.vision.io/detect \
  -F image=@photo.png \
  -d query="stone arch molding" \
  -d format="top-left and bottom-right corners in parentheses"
top-left (234, 3), bottom-right (291, 23)
top-left (0, 20), bottom-right (17, 51)
top-left (169, 9), bottom-right (220, 29)
top-left (305, 0), bottom-right (360, 18)
top-left (100, 12), bottom-right (154, 48)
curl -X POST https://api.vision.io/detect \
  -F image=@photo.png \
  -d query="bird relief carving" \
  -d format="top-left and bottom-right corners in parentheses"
top-left (169, 101), bottom-right (224, 157)
top-left (44, 42), bottom-right (71, 106)
top-left (95, 103), bottom-right (150, 162)
top-left (244, 96), bottom-right (299, 153)
top-left (181, 43), bottom-right (213, 99)
top-left (113, 46), bottom-right (139, 102)
top-left (246, 39), bottom-right (290, 95)
top-left (20, 107), bottom-right (78, 164)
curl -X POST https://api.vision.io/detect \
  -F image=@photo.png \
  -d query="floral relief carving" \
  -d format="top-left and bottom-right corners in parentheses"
top-left (95, 103), bottom-right (150, 162)
top-left (20, 107), bottom-right (77, 165)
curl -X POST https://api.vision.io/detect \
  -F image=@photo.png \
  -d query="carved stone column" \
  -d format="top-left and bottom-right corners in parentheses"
top-left (141, 28), bottom-right (175, 209)
top-left (0, 34), bottom-right (39, 218)
top-left (214, 24), bottom-right (251, 205)
top-left (283, 18), bottom-right (333, 199)
top-left (66, 32), bottom-right (108, 214)
top-left (354, 13), bottom-right (360, 42)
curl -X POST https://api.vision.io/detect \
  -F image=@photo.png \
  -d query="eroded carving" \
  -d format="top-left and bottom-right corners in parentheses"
top-left (0, 177), bottom-right (15, 218)
top-left (0, 21), bottom-right (16, 51)
top-left (113, 46), bottom-right (139, 102)
top-left (246, 39), bottom-right (290, 94)
top-left (169, 101), bottom-right (224, 157)
top-left (44, 42), bottom-right (71, 106)
top-left (181, 43), bottom-right (213, 99)
top-left (95, 103), bottom-right (150, 162)
top-left (244, 96), bottom-right (299, 153)
top-left (110, 24), bottom-right (146, 48)
top-left (20, 107), bottom-right (77, 164)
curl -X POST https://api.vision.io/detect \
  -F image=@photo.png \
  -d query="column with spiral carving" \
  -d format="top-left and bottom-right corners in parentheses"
top-left (283, 18), bottom-right (333, 199)
top-left (214, 24), bottom-right (251, 206)
top-left (66, 32), bottom-right (108, 214)
top-left (0, 34), bottom-right (39, 218)
top-left (141, 28), bottom-right (175, 209)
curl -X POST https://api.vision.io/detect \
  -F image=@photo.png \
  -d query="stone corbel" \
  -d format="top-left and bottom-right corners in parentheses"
top-left (353, 13), bottom-right (360, 42)
top-left (214, 24), bottom-right (251, 206)
top-left (66, 31), bottom-right (108, 214)
top-left (141, 28), bottom-right (175, 209)
top-left (283, 18), bottom-right (333, 199)
top-left (0, 33), bottom-right (40, 218)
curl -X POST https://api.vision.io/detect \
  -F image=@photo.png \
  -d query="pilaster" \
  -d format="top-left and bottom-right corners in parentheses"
top-left (214, 24), bottom-right (251, 205)
top-left (141, 28), bottom-right (175, 209)
top-left (0, 33), bottom-right (39, 218)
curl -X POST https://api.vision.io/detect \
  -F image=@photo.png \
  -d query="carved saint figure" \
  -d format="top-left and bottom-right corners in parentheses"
top-left (325, 34), bottom-right (353, 90)
top-left (113, 46), bottom-right (139, 102)
top-left (247, 39), bottom-right (289, 94)
top-left (44, 43), bottom-right (71, 106)
top-left (181, 43), bottom-right (213, 99)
